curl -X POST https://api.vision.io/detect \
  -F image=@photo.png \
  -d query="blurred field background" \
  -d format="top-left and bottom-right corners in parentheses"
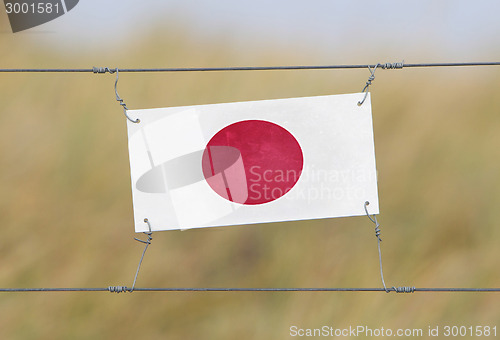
top-left (1, 3), bottom-right (500, 339)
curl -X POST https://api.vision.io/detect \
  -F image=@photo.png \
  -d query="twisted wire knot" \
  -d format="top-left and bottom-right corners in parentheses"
top-left (134, 218), bottom-right (153, 245)
top-left (92, 67), bottom-right (116, 74)
top-left (361, 66), bottom-right (377, 92)
top-left (380, 61), bottom-right (404, 70)
top-left (364, 201), bottom-right (382, 242)
top-left (391, 286), bottom-right (415, 293)
top-left (115, 90), bottom-right (129, 111)
top-left (364, 73), bottom-right (375, 90)
top-left (108, 286), bottom-right (129, 293)
top-left (374, 221), bottom-right (382, 242)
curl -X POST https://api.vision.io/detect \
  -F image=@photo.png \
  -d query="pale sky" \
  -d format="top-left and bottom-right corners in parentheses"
top-left (4, 0), bottom-right (500, 61)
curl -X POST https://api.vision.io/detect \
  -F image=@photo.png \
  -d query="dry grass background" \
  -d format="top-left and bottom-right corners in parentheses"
top-left (1, 15), bottom-right (500, 340)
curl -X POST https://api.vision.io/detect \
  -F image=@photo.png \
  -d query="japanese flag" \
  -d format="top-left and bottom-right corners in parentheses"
top-left (126, 93), bottom-right (378, 232)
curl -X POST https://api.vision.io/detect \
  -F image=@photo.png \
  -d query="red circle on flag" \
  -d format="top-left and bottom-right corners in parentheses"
top-left (202, 120), bottom-right (303, 205)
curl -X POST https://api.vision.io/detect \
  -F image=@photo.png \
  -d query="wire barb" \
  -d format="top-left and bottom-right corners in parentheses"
top-left (108, 286), bottom-right (129, 293)
top-left (391, 286), bottom-right (415, 293)
top-left (379, 61), bottom-right (404, 70)
top-left (92, 67), bottom-right (114, 74)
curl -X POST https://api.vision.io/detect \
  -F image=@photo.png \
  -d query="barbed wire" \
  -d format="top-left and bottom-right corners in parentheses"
top-left (0, 61), bottom-right (499, 73)
top-left (1, 287), bottom-right (499, 293)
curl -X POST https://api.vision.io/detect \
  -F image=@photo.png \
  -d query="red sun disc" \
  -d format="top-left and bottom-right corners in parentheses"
top-left (202, 120), bottom-right (303, 205)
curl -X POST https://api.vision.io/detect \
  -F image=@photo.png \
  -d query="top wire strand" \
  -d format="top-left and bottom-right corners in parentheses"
top-left (1, 62), bottom-right (500, 73)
